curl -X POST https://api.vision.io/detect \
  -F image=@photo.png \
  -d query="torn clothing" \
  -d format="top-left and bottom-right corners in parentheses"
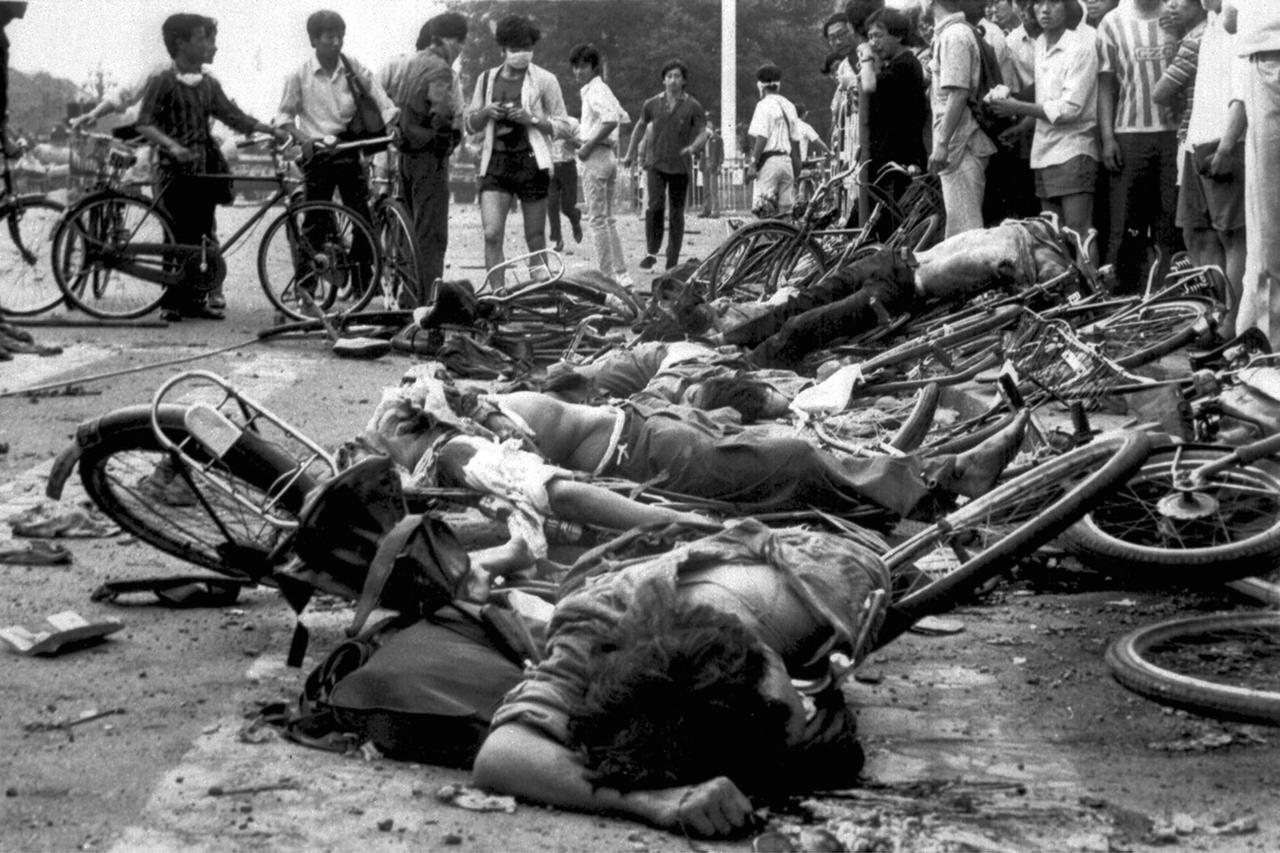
top-left (600, 400), bottom-right (942, 517)
top-left (491, 520), bottom-right (890, 786)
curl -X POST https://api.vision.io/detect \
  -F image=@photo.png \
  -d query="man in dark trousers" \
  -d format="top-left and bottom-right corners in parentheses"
top-left (623, 59), bottom-right (708, 272)
top-left (0, 1), bottom-right (26, 161)
top-left (397, 12), bottom-right (468, 305)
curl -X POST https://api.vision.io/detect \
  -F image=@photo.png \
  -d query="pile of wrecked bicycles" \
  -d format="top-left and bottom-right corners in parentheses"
top-left (46, 161), bottom-right (1280, 729)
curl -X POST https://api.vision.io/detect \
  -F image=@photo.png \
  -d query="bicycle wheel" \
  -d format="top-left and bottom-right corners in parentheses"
top-left (0, 197), bottom-right (65, 316)
top-left (1078, 298), bottom-right (1213, 369)
top-left (53, 193), bottom-right (172, 319)
top-left (77, 405), bottom-right (319, 575)
top-left (1107, 612), bottom-right (1280, 725)
top-left (875, 430), bottom-right (1152, 646)
top-left (813, 383), bottom-right (940, 456)
top-left (374, 197), bottom-right (420, 308)
top-left (1063, 443), bottom-right (1280, 581)
top-left (257, 200), bottom-right (382, 321)
top-left (769, 233), bottom-right (828, 292)
top-left (707, 220), bottom-right (811, 301)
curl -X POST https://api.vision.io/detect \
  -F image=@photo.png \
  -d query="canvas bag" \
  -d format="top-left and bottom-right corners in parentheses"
top-left (339, 54), bottom-right (388, 142)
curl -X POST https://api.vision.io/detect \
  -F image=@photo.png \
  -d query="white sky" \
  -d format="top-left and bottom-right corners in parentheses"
top-left (9, 1), bottom-right (454, 118)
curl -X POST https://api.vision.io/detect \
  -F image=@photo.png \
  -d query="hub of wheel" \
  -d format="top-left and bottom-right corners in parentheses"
top-left (1156, 489), bottom-right (1218, 520)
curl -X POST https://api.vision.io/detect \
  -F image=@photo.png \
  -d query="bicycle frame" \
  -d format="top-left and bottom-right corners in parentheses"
top-left (148, 371), bottom-right (337, 530)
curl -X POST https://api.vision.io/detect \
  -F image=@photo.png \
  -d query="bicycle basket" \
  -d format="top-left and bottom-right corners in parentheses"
top-left (1004, 311), bottom-right (1138, 407)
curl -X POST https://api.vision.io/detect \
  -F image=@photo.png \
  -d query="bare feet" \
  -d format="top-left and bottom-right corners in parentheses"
top-left (950, 410), bottom-right (1030, 498)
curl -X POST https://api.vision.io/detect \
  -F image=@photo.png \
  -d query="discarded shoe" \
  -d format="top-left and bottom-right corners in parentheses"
top-left (0, 540), bottom-right (72, 566)
top-left (638, 254), bottom-right (657, 270)
top-left (7, 502), bottom-right (119, 538)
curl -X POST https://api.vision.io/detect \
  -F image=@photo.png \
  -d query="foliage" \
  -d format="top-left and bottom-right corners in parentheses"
top-left (445, 0), bottom-right (839, 142)
top-left (6, 68), bottom-right (83, 139)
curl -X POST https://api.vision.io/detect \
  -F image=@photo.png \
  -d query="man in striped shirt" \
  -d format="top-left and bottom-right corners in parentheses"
top-left (1097, 0), bottom-right (1180, 291)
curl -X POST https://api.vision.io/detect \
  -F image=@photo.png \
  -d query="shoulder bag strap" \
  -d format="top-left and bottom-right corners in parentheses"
top-left (347, 513), bottom-right (425, 638)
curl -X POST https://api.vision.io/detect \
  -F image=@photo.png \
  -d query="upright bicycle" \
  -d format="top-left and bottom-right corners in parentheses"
top-left (50, 134), bottom-right (388, 321)
top-left (0, 140), bottom-right (65, 316)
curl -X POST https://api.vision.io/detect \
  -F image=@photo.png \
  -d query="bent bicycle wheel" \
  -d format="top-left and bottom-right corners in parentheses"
top-left (875, 430), bottom-right (1151, 647)
top-left (77, 406), bottom-right (319, 575)
top-left (53, 192), bottom-right (173, 319)
top-left (258, 200), bottom-right (383, 321)
top-left (1107, 612), bottom-right (1280, 725)
top-left (707, 220), bottom-right (818, 302)
top-left (1063, 443), bottom-right (1280, 581)
top-left (374, 197), bottom-right (420, 308)
top-left (1078, 298), bottom-right (1213, 369)
top-left (0, 197), bottom-right (65, 316)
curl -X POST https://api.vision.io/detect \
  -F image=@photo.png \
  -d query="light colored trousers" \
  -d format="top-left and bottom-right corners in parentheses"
top-left (1239, 54), bottom-right (1280, 347)
top-left (579, 147), bottom-right (628, 279)
top-left (939, 145), bottom-right (990, 238)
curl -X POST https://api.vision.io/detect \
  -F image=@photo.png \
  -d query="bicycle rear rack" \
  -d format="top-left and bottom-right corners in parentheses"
top-left (482, 248), bottom-right (567, 295)
top-left (148, 371), bottom-right (338, 529)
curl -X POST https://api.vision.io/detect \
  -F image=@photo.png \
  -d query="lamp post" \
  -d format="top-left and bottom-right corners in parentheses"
top-left (720, 0), bottom-right (737, 159)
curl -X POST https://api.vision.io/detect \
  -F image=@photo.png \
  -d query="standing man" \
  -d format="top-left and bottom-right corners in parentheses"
top-left (623, 60), bottom-right (708, 272)
top-left (134, 14), bottom-right (284, 322)
top-left (698, 114), bottom-right (725, 219)
top-left (1233, 1), bottom-right (1280, 345)
top-left (397, 12), bottom-right (468, 305)
top-left (744, 64), bottom-right (801, 219)
top-left (925, 0), bottom-right (997, 237)
top-left (276, 10), bottom-right (397, 304)
top-left (823, 12), bottom-right (861, 178)
top-left (546, 116), bottom-right (583, 254)
top-left (570, 43), bottom-right (633, 289)
top-left (1096, 0), bottom-right (1180, 291)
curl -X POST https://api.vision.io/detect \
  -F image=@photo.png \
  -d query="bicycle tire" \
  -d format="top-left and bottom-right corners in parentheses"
top-left (707, 220), bottom-right (811, 301)
top-left (78, 405), bottom-right (318, 575)
top-left (857, 305), bottom-right (1022, 386)
top-left (257, 199), bottom-right (383, 321)
top-left (1079, 298), bottom-right (1212, 369)
top-left (53, 192), bottom-right (172, 319)
top-left (374, 197), bottom-right (420, 308)
top-left (1107, 612), bottom-right (1280, 725)
top-left (1063, 442), bottom-right (1280, 581)
top-left (0, 197), bottom-right (65, 316)
top-left (876, 430), bottom-right (1152, 646)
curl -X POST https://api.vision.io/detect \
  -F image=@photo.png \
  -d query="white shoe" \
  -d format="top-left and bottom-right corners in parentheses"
top-left (615, 272), bottom-right (635, 289)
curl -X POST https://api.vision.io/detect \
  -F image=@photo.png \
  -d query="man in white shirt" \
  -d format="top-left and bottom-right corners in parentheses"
top-left (276, 10), bottom-right (398, 298)
top-left (570, 43), bottom-right (633, 289)
top-left (744, 64), bottom-right (801, 218)
top-left (1232, 1), bottom-right (1280, 346)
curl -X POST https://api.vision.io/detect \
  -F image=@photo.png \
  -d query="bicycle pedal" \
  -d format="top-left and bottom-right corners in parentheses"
top-left (184, 404), bottom-right (243, 459)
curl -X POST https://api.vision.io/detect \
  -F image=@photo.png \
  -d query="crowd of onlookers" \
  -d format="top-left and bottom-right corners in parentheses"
top-left (816, 0), bottom-right (1278, 346)
top-left (2, 1), bottom-right (1278, 345)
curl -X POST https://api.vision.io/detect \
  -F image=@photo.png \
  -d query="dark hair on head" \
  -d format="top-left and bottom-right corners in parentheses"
top-left (823, 12), bottom-right (851, 38)
top-left (415, 21), bottom-right (433, 51)
top-left (542, 368), bottom-right (593, 403)
top-left (756, 63), bottom-right (782, 85)
top-left (426, 11), bottom-right (468, 46)
top-left (660, 58), bottom-right (689, 83)
top-left (961, 0), bottom-right (984, 25)
top-left (867, 8), bottom-right (911, 41)
top-left (161, 13), bottom-right (212, 58)
top-left (566, 584), bottom-right (793, 793)
top-left (306, 9), bottom-right (345, 42)
top-left (793, 101), bottom-right (808, 117)
top-left (1063, 0), bottom-right (1085, 29)
top-left (844, 0), bottom-right (886, 35)
top-left (696, 375), bottom-right (774, 422)
top-left (494, 14), bottom-right (541, 49)
top-left (569, 43), bottom-right (602, 70)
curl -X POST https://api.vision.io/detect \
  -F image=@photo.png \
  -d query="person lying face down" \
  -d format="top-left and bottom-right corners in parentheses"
top-left (473, 517), bottom-right (891, 838)
top-left (365, 364), bottom-right (1028, 522)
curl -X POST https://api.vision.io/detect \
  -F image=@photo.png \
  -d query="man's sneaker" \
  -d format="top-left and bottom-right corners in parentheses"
top-left (639, 254), bottom-right (658, 270)
top-left (206, 289), bottom-right (226, 310)
top-left (135, 464), bottom-right (198, 507)
top-left (615, 272), bottom-right (635, 289)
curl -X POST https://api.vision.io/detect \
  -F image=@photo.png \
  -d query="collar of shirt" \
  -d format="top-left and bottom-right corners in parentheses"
top-left (306, 53), bottom-right (346, 82)
top-left (1041, 25), bottom-right (1084, 57)
top-left (934, 11), bottom-right (968, 36)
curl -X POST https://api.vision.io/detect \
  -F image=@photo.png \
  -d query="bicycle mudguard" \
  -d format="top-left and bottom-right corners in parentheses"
top-left (45, 405), bottom-right (191, 500)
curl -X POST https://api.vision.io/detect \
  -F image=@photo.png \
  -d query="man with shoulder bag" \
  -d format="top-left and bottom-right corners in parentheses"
top-left (277, 10), bottom-right (398, 300)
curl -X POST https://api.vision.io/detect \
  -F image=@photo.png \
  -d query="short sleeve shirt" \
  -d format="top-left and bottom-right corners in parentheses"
top-left (747, 93), bottom-right (799, 154)
top-left (930, 13), bottom-right (994, 161)
top-left (578, 75), bottom-right (629, 148)
top-left (640, 92), bottom-right (706, 174)
top-left (1097, 3), bottom-right (1179, 133)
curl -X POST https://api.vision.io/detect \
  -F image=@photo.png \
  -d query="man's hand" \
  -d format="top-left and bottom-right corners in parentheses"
top-left (986, 97), bottom-right (1019, 118)
top-left (1101, 136), bottom-right (1122, 172)
top-left (68, 113), bottom-right (97, 131)
top-left (1206, 143), bottom-right (1239, 181)
top-left (633, 778), bottom-right (756, 838)
top-left (575, 141), bottom-right (595, 161)
top-left (168, 144), bottom-right (198, 165)
top-left (744, 163), bottom-right (758, 181)
top-left (927, 146), bottom-right (949, 174)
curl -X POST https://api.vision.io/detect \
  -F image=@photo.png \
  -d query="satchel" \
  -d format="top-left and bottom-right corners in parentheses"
top-left (339, 54), bottom-right (389, 143)
top-left (204, 143), bottom-right (236, 206)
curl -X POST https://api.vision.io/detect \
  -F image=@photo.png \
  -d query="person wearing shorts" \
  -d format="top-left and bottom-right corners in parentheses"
top-left (989, 0), bottom-right (1098, 263)
top-left (464, 15), bottom-right (568, 289)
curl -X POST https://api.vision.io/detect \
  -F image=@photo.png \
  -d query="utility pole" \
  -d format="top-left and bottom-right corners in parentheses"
top-left (721, 0), bottom-right (737, 159)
